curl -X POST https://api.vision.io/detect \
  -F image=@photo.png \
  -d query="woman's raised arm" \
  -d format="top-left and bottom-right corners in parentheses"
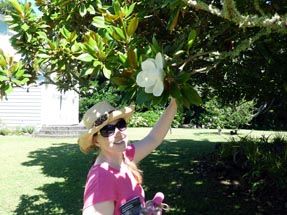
top-left (133, 98), bottom-right (178, 163)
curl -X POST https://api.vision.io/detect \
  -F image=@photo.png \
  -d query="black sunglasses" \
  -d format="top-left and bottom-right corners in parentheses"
top-left (99, 119), bottom-right (127, 137)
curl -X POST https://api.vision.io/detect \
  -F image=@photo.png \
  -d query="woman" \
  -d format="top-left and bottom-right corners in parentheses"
top-left (78, 98), bottom-right (177, 215)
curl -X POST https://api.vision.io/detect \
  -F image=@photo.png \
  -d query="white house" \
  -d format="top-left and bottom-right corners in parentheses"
top-left (0, 14), bottom-right (79, 129)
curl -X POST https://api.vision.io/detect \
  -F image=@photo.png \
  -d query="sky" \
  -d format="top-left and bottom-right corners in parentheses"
top-left (19, 0), bottom-right (41, 14)
top-left (0, 34), bottom-right (21, 61)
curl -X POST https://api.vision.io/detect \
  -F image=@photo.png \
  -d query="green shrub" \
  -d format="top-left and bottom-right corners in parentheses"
top-left (198, 96), bottom-right (255, 129)
top-left (79, 84), bottom-right (122, 120)
top-left (0, 126), bottom-right (35, 136)
top-left (216, 134), bottom-right (287, 194)
top-left (129, 110), bottom-right (163, 127)
top-left (13, 127), bottom-right (25, 135)
top-left (80, 83), bottom-right (183, 127)
top-left (21, 126), bottom-right (35, 134)
top-left (129, 109), bottom-right (182, 128)
top-left (0, 128), bottom-right (10, 136)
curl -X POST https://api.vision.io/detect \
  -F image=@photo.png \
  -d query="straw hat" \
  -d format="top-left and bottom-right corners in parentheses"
top-left (78, 101), bottom-right (135, 153)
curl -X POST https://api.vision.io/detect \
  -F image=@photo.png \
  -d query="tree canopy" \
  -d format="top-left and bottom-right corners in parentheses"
top-left (0, 0), bottom-right (286, 127)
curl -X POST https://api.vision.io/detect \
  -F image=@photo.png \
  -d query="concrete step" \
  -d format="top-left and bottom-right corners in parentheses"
top-left (35, 125), bottom-right (87, 138)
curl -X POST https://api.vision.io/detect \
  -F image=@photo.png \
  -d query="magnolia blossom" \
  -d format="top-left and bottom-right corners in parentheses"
top-left (136, 52), bottom-right (165, 97)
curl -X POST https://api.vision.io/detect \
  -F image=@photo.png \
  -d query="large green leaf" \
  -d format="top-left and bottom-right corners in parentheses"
top-left (0, 75), bottom-right (8, 81)
top-left (182, 85), bottom-right (202, 106)
top-left (127, 50), bottom-right (137, 69)
top-left (60, 27), bottom-right (71, 39)
top-left (187, 29), bottom-right (196, 50)
top-left (87, 5), bottom-right (96, 15)
top-left (92, 16), bottom-right (106, 28)
top-left (113, 1), bottom-right (121, 16)
top-left (127, 16), bottom-right (138, 36)
top-left (77, 53), bottom-right (94, 62)
top-left (102, 66), bottom-right (111, 79)
top-left (10, 0), bottom-right (24, 17)
top-left (170, 82), bottom-right (181, 99)
top-left (79, 5), bottom-right (87, 17)
top-left (21, 23), bottom-right (29, 31)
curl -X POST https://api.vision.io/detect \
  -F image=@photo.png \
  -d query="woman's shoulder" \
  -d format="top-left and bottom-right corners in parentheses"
top-left (85, 163), bottom-right (118, 188)
top-left (88, 162), bottom-right (119, 177)
top-left (83, 164), bottom-right (118, 212)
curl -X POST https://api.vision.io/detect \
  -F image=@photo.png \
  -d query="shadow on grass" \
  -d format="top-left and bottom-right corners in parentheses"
top-left (14, 142), bottom-right (94, 215)
top-left (140, 140), bottom-right (258, 215)
top-left (14, 139), bottom-right (258, 215)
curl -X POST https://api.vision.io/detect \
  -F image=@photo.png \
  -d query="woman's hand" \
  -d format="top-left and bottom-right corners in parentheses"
top-left (169, 97), bottom-right (178, 108)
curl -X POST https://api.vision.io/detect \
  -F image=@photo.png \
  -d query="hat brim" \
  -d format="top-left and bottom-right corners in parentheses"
top-left (78, 105), bottom-right (135, 154)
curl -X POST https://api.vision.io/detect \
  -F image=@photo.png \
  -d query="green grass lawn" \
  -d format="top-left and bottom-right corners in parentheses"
top-left (0, 128), bottom-right (284, 215)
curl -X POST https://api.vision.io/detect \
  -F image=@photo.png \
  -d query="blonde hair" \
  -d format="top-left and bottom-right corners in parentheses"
top-left (124, 157), bottom-right (143, 184)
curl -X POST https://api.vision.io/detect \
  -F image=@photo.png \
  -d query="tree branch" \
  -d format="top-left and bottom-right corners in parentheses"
top-left (184, 0), bottom-right (287, 31)
top-left (254, 0), bottom-right (265, 16)
top-left (220, 28), bottom-right (271, 59)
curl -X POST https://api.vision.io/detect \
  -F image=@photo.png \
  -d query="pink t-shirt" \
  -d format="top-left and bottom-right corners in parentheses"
top-left (83, 144), bottom-right (145, 215)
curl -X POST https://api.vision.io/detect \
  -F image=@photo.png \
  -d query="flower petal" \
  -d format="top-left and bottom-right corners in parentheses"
top-left (145, 85), bottom-right (154, 94)
top-left (155, 52), bottom-right (164, 69)
top-left (136, 52), bottom-right (165, 97)
top-left (136, 71), bottom-right (146, 87)
top-left (152, 80), bottom-right (164, 97)
top-left (141, 58), bottom-right (157, 73)
top-left (157, 68), bottom-right (165, 79)
top-left (136, 71), bottom-right (155, 87)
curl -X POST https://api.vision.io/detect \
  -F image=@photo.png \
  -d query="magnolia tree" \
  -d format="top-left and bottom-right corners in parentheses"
top-left (0, 0), bottom-right (203, 107)
top-left (1, 0), bottom-right (287, 112)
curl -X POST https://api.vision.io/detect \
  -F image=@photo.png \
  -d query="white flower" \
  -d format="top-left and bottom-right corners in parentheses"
top-left (136, 52), bottom-right (165, 97)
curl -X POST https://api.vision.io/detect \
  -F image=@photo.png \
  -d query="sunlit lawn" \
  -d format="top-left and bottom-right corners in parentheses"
top-left (0, 128), bottom-right (284, 215)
